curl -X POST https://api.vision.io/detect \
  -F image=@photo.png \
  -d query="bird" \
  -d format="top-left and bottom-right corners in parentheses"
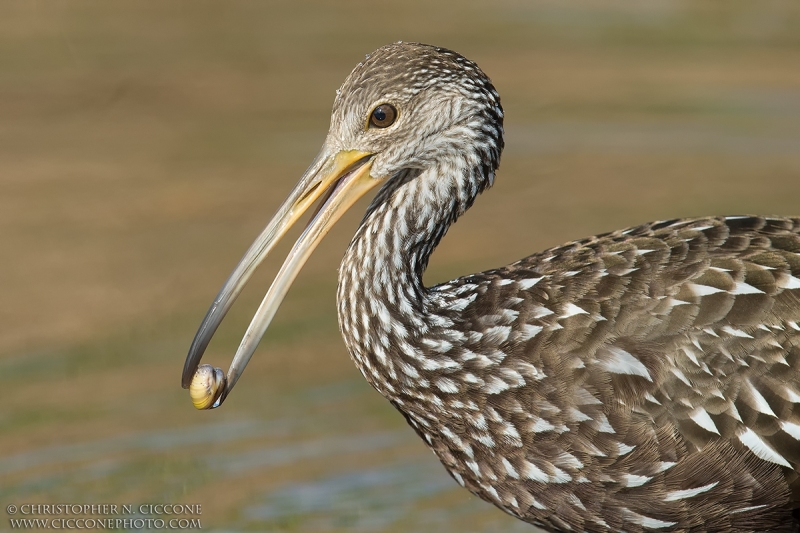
top-left (182, 42), bottom-right (800, 532)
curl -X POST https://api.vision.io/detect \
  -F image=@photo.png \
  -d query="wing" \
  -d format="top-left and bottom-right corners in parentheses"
top-left (428, 215), bottom-right (800, 531)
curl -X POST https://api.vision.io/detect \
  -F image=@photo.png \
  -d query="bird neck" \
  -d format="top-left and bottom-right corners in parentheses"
top-left (336, 158), bottom-right (492, 395)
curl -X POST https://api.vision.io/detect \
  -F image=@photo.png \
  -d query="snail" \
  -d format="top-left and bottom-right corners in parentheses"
top-left (189, 364), bottom-right (227, 410)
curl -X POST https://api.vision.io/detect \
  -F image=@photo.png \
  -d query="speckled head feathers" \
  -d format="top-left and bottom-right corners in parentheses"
top-left (327, 42), bottom-right (504, 190)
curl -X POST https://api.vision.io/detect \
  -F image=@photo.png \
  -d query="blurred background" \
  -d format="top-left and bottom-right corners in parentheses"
top-left (3, 1), bottom-right (800, 531)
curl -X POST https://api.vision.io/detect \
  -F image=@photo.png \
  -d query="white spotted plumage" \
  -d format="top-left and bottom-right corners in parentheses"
top-left (317, 43), bottom-right (800, 531)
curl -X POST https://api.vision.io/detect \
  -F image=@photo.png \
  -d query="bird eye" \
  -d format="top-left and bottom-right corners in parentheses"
top-left (369, 104), bottom-right (397, 128)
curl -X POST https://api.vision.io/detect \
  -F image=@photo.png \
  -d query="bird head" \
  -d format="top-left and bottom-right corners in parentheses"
top-left (327, 42), bottom-right (503, 181)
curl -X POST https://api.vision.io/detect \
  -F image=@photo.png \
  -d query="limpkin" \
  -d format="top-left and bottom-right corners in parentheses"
top-left (182, 42), bottom-right (800, 531)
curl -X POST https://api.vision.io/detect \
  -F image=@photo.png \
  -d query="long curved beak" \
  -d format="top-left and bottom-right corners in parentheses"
top-left (181, 147), bottom-right (379, 408)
